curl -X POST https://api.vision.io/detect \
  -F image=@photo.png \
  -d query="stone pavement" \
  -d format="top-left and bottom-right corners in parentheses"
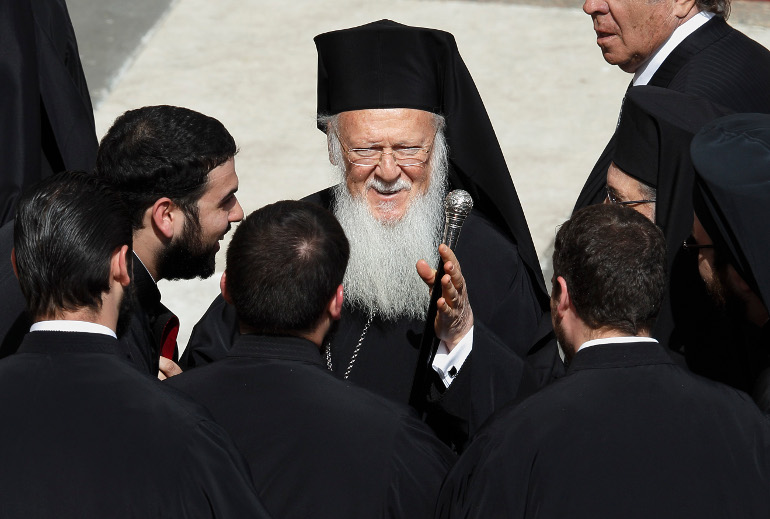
top-left (71, 0), bottom-right (770, 349)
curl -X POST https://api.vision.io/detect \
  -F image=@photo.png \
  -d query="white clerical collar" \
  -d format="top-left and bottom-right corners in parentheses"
top-left (30, 320), bottom-right (117, 339)
top-left (633, 11), bottom-right (714, 86)
top-left (577, 336), bottom-right (658, 353)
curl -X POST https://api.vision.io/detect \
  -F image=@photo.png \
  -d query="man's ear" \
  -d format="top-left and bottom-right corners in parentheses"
top-left (327, 134), bottom-right (338, 166)
top-left (10, 248), bottom-right (17, 279)
top-left (672, 0), bottom-right (698, 19)
top-left (111, 245), bottom-right (131, 287)
top-left (555, 276), bottom-right (571, 316)
top-left (220, 271), bottom-right (233, 305)
top-left (149, 198), bottom-right (177, 240)
top-left (328, 284), bottom-right (344, 321)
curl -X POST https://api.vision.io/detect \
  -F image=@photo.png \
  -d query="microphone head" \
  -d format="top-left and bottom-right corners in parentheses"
top-left (444, 189), bottom-right (474, 219)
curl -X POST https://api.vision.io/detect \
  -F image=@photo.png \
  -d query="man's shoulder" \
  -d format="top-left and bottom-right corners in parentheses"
top-left (666, 17), bottom-right (770, 111)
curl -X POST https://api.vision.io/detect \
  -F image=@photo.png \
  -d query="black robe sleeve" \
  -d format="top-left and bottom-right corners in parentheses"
top-left (424, 321), bottom-right (538, 451)
top-left (179, 294), bottom-right (236, 369)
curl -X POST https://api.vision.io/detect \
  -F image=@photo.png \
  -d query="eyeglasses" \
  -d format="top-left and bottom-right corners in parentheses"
top-left (605, 185), bottom-right (656, 206)
top-left (682, 236), bottom-right (715, 251)
top-left (335, 130), bottom-right (436, 168)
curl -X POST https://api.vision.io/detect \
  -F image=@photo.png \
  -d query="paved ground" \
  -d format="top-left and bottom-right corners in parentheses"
top-left (65, 0), bottom-right (770, 349)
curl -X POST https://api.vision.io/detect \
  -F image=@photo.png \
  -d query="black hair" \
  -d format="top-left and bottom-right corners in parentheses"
top-left (14, 171), bottom-right (133, 318)
top-left (552, 204), bottom-right (666, 335)
top-left (226, 200), bottom-right (349, 336)
top-left (95, 105), bottom-right (236, 230)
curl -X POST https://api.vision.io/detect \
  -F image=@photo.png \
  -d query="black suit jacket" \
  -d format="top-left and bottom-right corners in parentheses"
top-left (0, 330), bottom-right (270, 518)
top-left (168, 334), bottom-right (456, 519)
top-left (437, 341), bottom-right (770, 518)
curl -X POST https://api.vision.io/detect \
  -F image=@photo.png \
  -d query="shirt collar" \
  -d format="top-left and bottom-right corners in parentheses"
top-left (577, 335), bottom-right (658, 353)
top-left (30, 320), bottom-right (117, 339)
top-left (633, 11), bottom-right (714, 86)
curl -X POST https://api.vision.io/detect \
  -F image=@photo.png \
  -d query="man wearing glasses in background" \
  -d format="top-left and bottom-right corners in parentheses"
top-left (182, 20), bottom-right (560, 450)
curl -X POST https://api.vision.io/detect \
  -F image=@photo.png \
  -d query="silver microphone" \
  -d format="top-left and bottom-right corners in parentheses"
top-left (442, 189), bottom-right (474, 249)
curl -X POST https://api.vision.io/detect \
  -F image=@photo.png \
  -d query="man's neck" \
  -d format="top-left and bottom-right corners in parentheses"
top-left (34, 308), bottom-right (117, 335)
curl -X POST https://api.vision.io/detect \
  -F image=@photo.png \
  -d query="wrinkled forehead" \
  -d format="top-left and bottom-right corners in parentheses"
top-left (336, 108), bottom-right (439, 141)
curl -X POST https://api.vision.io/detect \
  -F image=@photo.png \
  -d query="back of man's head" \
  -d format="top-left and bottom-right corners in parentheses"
top-left (14, 171), bottom-right (132, 319)
top-left (553, 204), bottom-right (666, 335)
top-left (226, 200), bottom-right (350, 336)
top-left (96, 105), bottom-right (236, 230)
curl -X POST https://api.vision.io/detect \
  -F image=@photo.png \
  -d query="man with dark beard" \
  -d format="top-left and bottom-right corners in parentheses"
top-left (182, 20), bottom-right (556, 449)
top-left (690, 113), bottom-right (770, 411)
top-left (436, 204), bottom-right (770, 518)
top-left (96, 105), bottom-right (244, 378)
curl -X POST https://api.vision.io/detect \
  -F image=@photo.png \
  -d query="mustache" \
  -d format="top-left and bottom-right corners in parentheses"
top-left (367, 177), bottom-right (412, 194)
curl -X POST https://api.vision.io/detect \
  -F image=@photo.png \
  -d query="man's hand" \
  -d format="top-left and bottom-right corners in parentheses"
top-left (416, 243), bottom-right (474, 352)
top-left (158, 357), bottom-right (183, 380)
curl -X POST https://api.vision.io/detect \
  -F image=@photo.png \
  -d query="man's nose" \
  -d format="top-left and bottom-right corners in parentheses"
top-left (230, 197), bottom-right (244, 222)
top-left (583, 0), bottom-right (608, 15)
top-left (375, 151), bottom-right (401, 182)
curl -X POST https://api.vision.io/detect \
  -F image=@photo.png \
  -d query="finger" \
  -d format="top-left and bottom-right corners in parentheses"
top-left (441, 273), bottom-right (459, 307)
top-left (416, 259), bottom-right (437, 286)
top-left (439, 246), bottom-right (464, 289)
top-left (157, 370), bottom-right (167, 381)
top-left (158, 357), bottom-right (183, 378)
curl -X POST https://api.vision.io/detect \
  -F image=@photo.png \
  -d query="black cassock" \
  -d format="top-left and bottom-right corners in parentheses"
top-left (436, 341), bottom-right (770, 519)
top-left (0, 331), bottom-right (270, 518)
top-left (168, 334), bottom-right (456, 519)
top-left (0, 0), bottom-right (98, 225)
top-left (181, 187), bottom-right (556, 448)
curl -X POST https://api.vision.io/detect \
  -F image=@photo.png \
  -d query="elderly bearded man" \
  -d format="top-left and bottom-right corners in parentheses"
top-left (182, 20), bottom-right (558, 448)
top-left (573, 0), bottom-right (770, 210)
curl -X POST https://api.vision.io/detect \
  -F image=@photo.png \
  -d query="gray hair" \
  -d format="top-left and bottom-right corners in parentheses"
top-left (696, 0), bottom-right (730, 19)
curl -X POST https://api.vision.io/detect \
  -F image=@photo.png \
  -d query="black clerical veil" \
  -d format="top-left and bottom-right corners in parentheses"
top-left (612, 87), bottom-right (732, 349)
top-left (692, 114), bottom-right (770, 310)
top-left (314, 19), bottom-right (548, 305)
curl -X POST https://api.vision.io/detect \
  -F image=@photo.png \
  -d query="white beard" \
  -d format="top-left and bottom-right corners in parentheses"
top-left (331, 163), bottom-right (447, 322)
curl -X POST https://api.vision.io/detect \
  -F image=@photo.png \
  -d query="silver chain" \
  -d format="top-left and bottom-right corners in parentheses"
top-left (325, 312), bottom-right (374, 380)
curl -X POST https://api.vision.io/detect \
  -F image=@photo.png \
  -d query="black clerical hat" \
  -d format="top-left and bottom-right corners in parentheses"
top-left (613, 87), bottom-right (731, 255)
top-left (692, 113), bottom-right (770, 308)
top-left (314, 20), bottom-right (547, 303)
top-left (612, 87), bottom-right (733, 347)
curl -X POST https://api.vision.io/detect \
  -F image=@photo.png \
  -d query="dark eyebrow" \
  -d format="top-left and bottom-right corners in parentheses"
top-left (606, 185), bottom-right (622, 202)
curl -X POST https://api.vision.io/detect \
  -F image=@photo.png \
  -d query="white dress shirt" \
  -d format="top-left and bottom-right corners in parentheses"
top-left (577, 335), bottom-right (658, 353)
top-left (432, 326), bottom-right (474, 388)
top-left (31, 320), bottom-right (117, 339)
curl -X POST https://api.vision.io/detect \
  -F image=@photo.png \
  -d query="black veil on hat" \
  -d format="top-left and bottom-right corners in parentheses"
top-left (613, 86), bottom-right (732, 261)
top-left (612, 86), bottom-right (732, 349)
top-left (692, 113), bottom-right (770, 310)
top-left (314, 19), bottom-right (548, 304)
